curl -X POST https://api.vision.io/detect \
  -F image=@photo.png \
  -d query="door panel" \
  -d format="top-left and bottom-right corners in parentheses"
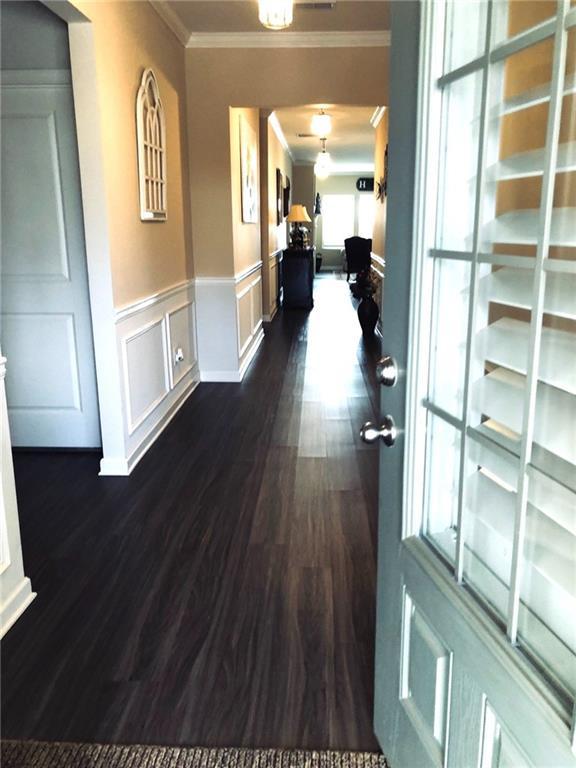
top-left (1, 78), bottom-right (100, 447)
top-left (373, 1), bottom-right (576, 765)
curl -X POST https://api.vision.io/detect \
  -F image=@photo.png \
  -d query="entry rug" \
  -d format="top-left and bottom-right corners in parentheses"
top-left (1, 742), bottom-right (390, 768)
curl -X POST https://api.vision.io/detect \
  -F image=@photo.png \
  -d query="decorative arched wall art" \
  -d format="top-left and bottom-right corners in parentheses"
top-left (136, 69), bottom-right (167, 221)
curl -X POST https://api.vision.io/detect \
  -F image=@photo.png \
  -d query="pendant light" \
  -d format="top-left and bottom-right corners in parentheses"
top-left (258, 0), bottom-right (293, 30)
top-left (311, 109), bottom-right (332, 138)
top-left (314, 138), bottom-right (332, 179)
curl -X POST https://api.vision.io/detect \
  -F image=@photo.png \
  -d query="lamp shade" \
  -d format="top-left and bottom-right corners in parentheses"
top-left (311, 111), bottom-right (332, 137)
top-left (258, 0), bottom-right (293, 29)
top-left (286, 204), bottom-right (312, 223)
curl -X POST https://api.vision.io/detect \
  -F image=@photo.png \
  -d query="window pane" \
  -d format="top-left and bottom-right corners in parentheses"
top-left (518, 468), bottom-right (576, 699)
top-left (321, 194), bottom-right (355, 248)
top-left (517, 284), bottom-right (576, 698)
top-left (492, 0), bottom-right (556, 46)
top-left (461, 433), bottom-right (520, 622)
top-left (436, 71), bottom-right (483, 251)
top-left (471, 265), bottom-right (534, 457)
top-left (444, 0), bottom-right (487, 74)
top-left (428, 258), bottom-right (470, 417)
top-left (357, 194), bottom-right (375, 240)
top-left (423, 412), bottom-right (461, 564)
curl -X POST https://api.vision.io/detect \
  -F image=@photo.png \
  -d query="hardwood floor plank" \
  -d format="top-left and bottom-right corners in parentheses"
top-left (1, 275), bottom-right (381, 751)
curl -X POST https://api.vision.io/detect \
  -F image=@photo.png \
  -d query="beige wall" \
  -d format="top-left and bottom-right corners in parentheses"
top-left (267, 121), bottom-right (291, 258)
top-left (186, 46), bottom-right (389, 278)
top-left (230, 106), bottom-right (261, 275)
top-left (259, 115), bottom-right (292, 318)
top-left (74, 1), bottom-right (193, 308)
top-left (372, 110), bottom-right (388, 258)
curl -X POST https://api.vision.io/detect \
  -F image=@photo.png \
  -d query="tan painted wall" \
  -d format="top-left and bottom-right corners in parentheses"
top-left (372, 111), bottom-right (388, 258)
top-left (186, 46), bottom-right (389, 278)
top-left (230, 106), bottom-right (261, 275)
top-left (267, 123), bottom-right (291, 258)
top-left (260, 116), bottom-right (292, 317)
top-left (74, 1), bottom-right (193, 308)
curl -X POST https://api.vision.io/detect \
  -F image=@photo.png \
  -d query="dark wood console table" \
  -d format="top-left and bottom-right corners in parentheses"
top-left (282, 247), bottom-right (314, 310)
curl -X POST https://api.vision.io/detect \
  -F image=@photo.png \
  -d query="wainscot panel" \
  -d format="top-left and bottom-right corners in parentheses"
top-left (196, 261), bottom-right (264, 382)
top-left (113, 279), bottom-right (199, 475)
top-left (263, 250), bottom-right (280, 322)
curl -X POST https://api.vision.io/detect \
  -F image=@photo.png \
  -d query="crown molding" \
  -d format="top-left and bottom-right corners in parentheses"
top-left (186, 30), bottom-right (391, 48)
top-left (149, 1), bottom-right (190, 47)
top-left (269, 112), bottom-right (294, 161)
top-left (370, 106), bottom-right (386, 128)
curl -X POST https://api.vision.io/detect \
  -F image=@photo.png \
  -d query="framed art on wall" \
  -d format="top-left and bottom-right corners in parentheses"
top-left (276, 168), bottom-right (283, 226)
top-left (240, 116), bottom-right (259, 223)
top-left (283, 176), bottom-right (291, 217)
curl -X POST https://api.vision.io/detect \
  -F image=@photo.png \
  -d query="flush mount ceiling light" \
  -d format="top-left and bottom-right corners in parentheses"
top-left (311, 109), bottom-right (332, 138)
top-left (258, 0), bottom-right (293, 30)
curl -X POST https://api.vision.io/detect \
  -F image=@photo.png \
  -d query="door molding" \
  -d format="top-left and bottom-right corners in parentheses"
top-left (37, 1), bottom-right (127, 473)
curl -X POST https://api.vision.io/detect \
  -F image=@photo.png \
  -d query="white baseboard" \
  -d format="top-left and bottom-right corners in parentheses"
top-left (263, 304), bottom-right (278, 323)
top-left (100, 378), bottom-right (198, 475)
top-left (239, 326), bottom-right (264, 379)
top-left (0, 578), bottom-right (36, 639)
top-left (99, 456), bottom-right (130, 476)
top-left (200, 370), bottom-right (243, 383)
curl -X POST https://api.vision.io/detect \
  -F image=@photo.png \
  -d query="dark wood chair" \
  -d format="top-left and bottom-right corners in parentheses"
top-left (344, 236), bottom-right (372, 282)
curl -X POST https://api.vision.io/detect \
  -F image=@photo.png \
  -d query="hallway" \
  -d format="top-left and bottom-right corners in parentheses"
top-left (1, 275), bottom-right (381, 751)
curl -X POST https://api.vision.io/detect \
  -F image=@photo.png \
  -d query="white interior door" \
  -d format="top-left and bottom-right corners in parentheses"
top-left (372, 1), bottom-right (576, 766)
top-left (0, 71), bottom-right (101, 448)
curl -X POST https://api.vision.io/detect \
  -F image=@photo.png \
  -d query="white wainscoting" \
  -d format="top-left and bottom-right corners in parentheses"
top-left (102, 279), bottom-right (199, 476)
top-left (263, 250), bottom-right (280, 322)
top-left (195, 261), bottom-right (264, 382)
top-left (0, 356), bottom-right (36, 637)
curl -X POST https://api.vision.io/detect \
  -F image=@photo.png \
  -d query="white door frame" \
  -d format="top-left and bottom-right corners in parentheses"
top-left (33, 1), bottom-right (127, 474)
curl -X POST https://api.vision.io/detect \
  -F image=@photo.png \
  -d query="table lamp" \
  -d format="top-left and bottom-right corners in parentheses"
top-left (286, 204), bottom-right (312, 248)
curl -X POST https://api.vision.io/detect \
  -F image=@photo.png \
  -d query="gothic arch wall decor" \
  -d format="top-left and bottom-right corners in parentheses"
top-left (136, 68), bottom-right (167, 221)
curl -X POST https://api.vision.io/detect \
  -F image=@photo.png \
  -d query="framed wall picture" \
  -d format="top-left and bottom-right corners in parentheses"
top-left (283, 176), bottom-right (291, 217)
top-left (276, 168), bottom-right (283, 226)
top-left (240, 116), bottom-right (259, 223)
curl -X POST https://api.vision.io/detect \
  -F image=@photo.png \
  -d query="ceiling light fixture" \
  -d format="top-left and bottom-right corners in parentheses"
top-left (311, 109), bottom-right (332, 137)
top-left (314, 138), bottom-right (332, 179)
top-left (258, 0), bottom-right (293, 30)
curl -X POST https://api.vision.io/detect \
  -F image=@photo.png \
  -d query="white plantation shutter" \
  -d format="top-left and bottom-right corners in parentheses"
top-left (420, 0), bottom-right (576, 713)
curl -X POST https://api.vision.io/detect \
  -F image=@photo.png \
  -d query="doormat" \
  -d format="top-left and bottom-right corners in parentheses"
top-left (1, 741), bottom-right (390, 768)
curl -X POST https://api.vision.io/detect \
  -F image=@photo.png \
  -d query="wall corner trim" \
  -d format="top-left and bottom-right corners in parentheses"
top-left (148, 0), bottom-right (190, 47)
top-left (269, 113), bottom-right (293, 161)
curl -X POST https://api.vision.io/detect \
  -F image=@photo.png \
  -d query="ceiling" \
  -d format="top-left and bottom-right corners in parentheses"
top-left (274, 104), bottom-right (378, 168)
top-left (167, 1), bottom-right (390, 34)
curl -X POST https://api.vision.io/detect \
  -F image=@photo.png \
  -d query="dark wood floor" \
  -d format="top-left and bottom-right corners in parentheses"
top-left (1, 275), bottom-right (382, 751)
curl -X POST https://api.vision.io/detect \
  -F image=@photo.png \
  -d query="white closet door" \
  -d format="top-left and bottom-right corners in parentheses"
top-left (1, 75), bottom-right (100, 448)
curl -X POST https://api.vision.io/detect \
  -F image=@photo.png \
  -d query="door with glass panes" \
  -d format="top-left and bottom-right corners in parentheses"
top-left (371, 1), bottom-right (576, 766)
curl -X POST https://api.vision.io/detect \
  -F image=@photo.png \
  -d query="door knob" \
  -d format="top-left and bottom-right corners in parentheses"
top-left (360, 416), bottom-right (397, 447)
top-left (376, 355), bottom-right (398, 387)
